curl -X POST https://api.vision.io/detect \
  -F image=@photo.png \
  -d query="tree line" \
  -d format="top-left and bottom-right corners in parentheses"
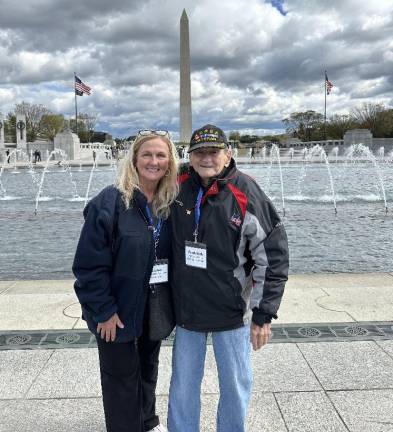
top-left (228, 102), bottom-right (393, 144)
top-left (2, 101), bottom-right (392, 145)
top-left (0, 102), bottom-right (100, 143)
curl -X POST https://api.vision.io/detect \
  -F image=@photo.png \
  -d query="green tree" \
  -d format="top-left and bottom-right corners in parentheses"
top-left (79, 112), bottom-right (99, 143)
top-left (351, 102), bottom-right (392, 137)
top-left (326, 114), bottom-right (357, 139)
top-left (68, 118), bottom-right (89, 142)
top-left (239, 134), bottom-right (259, 143)
top-left (14, 101), bottom-right (49, 141)
top-left (229, 131), bottom-right (240, 141)
top-left (4, 113), bottom-right (16, 142)
top-left (262, 135), bottom-right (281, 143)
top-left (282, 110), bottom-right (324, 141)
top-left (40, 114), bottom-right (65, 141)
top-left (385, 109), bottom-right (393, 137)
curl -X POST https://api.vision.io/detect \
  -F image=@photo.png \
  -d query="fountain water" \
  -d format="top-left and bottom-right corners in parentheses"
top-left (84, 149), bottom-right (114, 207)
top-left (261, 147), bottom-right (266, 162)
top-left (270, 144), bottom-right (286, 216)
top-left (305, 145), bottom-right (337, 214)
top-left (296, 148), bottom-right (308, 198)
top-left (60, 157), bottom-right (79, 199)
top-left (181, 147), bottom-right (189, 161)
top-left (34, 149), bottom-right (80, 214)
top-left (346, 143), bottom-right (388, 213)
top-left (0, 149), bottom-right (38, 198)
top-left (10, 149), bottom-right (27, 174)
top-left (287, 147), bottom-right (295, 161)
top-left (1, 144), bottom-right (392, 278)
top-left (330, 146), bottom-right (339, 163)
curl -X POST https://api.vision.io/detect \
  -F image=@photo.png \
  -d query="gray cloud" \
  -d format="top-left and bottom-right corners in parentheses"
top-left (0, 0), bottom-right (392, 137)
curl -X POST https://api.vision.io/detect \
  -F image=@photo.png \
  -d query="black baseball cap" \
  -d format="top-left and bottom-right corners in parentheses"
top-left (188, 124), bottom-right (228, 153)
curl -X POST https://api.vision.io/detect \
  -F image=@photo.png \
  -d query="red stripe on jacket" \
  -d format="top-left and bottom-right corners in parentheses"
top-left (178, 173), bottom-right (190, 185)
top-left (227, 183), bottom-right (248, 219)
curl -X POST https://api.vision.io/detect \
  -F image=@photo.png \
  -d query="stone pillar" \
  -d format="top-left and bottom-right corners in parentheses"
top-left (0, 116), bottom-right (4, 150)
top-left (16, 114), bottom-right (27, 150)
top-left (53, 130), bottom-right (80, 160)
top-left (180, 9), bottom-right (192, 144)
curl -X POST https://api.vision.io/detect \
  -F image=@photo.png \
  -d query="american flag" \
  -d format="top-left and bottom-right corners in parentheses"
top-left (74, 74), bottom-right (91, 96)
top-left (325, 72), bottom-right (333, 95)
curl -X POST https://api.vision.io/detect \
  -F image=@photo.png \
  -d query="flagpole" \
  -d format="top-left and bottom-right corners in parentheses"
top-left (324, 70), bottom-right (327, 140)
top-left (74, 72), bottom-right (78, 136)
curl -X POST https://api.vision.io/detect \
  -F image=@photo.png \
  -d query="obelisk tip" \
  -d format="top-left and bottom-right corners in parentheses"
top-left (181, 9), bottom-right (188, 20)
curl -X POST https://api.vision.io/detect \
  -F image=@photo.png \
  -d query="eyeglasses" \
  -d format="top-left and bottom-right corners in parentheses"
top-left (137, 129), bottom-right (169, 137)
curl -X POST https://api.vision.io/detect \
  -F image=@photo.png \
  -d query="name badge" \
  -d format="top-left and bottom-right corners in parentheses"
top-left (185, 241), bottom-right (207, 269)
top-left (149, 259), bottom-right (169, 284)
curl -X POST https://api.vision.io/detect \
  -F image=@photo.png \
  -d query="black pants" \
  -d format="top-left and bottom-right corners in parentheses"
top-left (138, 317), bottom-right (161, 431)
top-left (96, 324), bottom-right (161, 432)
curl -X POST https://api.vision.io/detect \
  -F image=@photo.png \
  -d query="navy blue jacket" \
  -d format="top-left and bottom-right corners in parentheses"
top-left (72, 185), bottom-right (171, 342)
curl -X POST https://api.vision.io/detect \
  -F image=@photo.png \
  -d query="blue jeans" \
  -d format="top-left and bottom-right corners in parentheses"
top-left (168, 325), bottom-right (252, 432)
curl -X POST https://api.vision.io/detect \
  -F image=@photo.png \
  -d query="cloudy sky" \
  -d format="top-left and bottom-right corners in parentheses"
top-left (0, 0), bottom-right (392, 139)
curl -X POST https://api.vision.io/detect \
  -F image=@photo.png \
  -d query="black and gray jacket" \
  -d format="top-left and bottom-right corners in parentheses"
top-left (170, 159), bottom-right (289, 332)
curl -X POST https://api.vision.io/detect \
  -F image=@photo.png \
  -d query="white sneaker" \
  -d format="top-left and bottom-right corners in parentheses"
top-left (148, 425), bottom-right (168, 432)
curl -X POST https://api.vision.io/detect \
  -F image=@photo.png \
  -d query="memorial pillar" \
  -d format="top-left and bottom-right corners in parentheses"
top-left (16, 113), bottom-right (27, 150)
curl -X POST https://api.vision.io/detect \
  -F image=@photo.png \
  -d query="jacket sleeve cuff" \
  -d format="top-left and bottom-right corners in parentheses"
top-left (252, 308), bottom-right (277, 326)
top-left (94, 305), bottom-right (118, 324)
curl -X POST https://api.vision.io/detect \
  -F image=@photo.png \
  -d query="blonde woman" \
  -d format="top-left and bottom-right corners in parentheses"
top-left (73, 130), bottom-right (178, 432)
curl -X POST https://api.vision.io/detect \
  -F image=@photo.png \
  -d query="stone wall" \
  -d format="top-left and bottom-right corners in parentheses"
top-left (53, 131), bottom-right (80, 160)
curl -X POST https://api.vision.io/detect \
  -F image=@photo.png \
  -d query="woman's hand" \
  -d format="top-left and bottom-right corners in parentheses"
top-left (250, 322), bottom-right (271, 351)
top-left (97, 313), bottom-right (125, 342)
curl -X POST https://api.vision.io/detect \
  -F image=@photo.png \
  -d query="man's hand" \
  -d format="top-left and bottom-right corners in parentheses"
top-left (250, 322), bottom-right (271, 351)
top-left (97, 313), bottom-right (124, 342)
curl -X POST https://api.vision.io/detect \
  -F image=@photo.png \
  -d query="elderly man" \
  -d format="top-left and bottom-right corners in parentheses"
top-left (167, 124), bottom-right (289, 432)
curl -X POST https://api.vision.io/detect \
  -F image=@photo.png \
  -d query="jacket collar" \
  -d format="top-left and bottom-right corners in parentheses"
top-left (133, 188), bottom-right (149, 208)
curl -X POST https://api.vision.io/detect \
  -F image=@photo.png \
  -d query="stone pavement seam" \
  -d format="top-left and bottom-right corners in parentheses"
top-left (324, 391), bottom-right (351, 431)
top-left (262, 387), bottom-right (393, 394)
top-left (294, 342), bottom-right (326, 390)
top-left (293, 343), bottom-right (351, 430)
top-left (315, 288), bottom-right (357, 321)
top-left (72, 319), bottom-right (80, 330)
top-left (1, 396), bottom-right (102, 402)
top-left (326, 389), bottom-right (393, 430)
top-left (292, 343), bottom-right (329, 394)
top-left (0, 282), bottom-right (17, 295)
top-left (326, 388), bottom-right (393, 395)
top-left (62, 302), bottom-right (80, 319)
top-left (375, 340), bottom-right (393, 362)
top-left (22, 350), bottom-right (56, 399)
top-left (272, 392), bottom-right (290, 432)
top-left (62, 302), bottom-right (80, 329)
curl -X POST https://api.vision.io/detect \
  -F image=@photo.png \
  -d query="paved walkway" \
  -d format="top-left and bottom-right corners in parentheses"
top-left (1, 273), bottom-right (393, 431)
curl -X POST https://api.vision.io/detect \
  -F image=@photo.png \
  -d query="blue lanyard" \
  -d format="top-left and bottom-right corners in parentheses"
top-left (193, 187), bottom-right (204, 242)
top-left (145, 205), bottom-right (162, 245)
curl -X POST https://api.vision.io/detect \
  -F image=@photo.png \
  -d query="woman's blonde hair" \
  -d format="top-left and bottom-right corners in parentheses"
top-left (115, 133), bottom-right (179, 218)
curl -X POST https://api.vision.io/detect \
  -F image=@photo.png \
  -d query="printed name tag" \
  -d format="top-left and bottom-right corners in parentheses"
top-left (149, 259), bottom-right (169, 284)
top-left (185, 241), bottom-right (207, 269)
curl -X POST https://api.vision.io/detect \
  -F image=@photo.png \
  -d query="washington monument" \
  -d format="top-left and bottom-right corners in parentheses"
top-left (180, 9), bottom-right (192, 143)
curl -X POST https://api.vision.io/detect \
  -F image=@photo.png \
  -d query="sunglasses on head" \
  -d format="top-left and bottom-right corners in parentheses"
top-left (137, 129), bottom-right (169, 137)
